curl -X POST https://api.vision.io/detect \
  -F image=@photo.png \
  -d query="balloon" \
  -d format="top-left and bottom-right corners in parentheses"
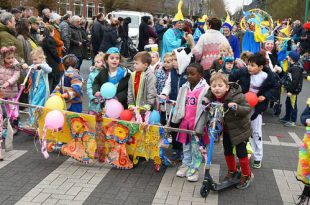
top-left (105, 99), bottom-right (124, 119)
top-left (245, 92), bottom-right (258, 108)
top-left (148, 110), bottom-right (161, 125)
top-left (120, 110), bottom-right (133, 121)
top-left (45, 94), bottom-right (66, 110)
top-left (45, 110), bottom-right (65, 130)
top-left (100, 82), bottom-right (117, 99)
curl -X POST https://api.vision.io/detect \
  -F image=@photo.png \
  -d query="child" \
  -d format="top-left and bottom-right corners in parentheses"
top-left (42, 25), bottom-right (61, 92)
top-left (27, 47), bottom-right (52, 125)
top-left (127, 51), bottom-right (157, 117)
top-left (202, 72), bottom-right (253, 189)
top-left (172, 63), bottom-right (209, 182)
top-left (87, 52), bottom-right (105, 115)
top-left (229, 53), bottom-right (280, 169)
top-left (93, 47), bottom-right (130, 109)
top-left (149, 52), bottom-right (161, 73)
top-left (0, 46), bottom-right (21, 126)
top-left (280, 51), bottom-right (303, 127)
top-left (156, 52), bottom-right (173, 95)
top-left (159, 47), bottom-right (193, 161)
top-left (53, 54), bottom-right (83, 113)
top-left (220, 56), bottom-right (237, 75)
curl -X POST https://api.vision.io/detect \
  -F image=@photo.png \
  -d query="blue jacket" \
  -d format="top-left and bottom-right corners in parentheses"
top-left (227, 34), bottom-right (240, 59)
top-left (229, 66), bottom-right (280, 120)
top-left (169, 68), bottom-right (187, 101)
top-left (301, 106), bottom-right (310, 126)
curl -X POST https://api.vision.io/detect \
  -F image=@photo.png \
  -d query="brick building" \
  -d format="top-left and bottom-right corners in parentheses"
top-left (57, 0), bottom-right (105, 18)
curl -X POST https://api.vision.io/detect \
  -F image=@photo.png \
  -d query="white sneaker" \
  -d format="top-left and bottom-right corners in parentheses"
top-left (187, 170), bottom-right (199, 182)
top-left (176, 164), bottom-right (188, 177)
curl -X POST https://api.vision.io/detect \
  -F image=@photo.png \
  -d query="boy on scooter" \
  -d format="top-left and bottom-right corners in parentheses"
top-left (201, 72), bottom-right (253, 189)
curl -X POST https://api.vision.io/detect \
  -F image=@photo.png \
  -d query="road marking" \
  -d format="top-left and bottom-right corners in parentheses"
top-left (263, 132), bottom-right (302, 147)
top-left (16, 158), bottom-right (111, 205)
top-left (0, 150), bottom-right (28, 169)
top-left (273, 169), bottom-right (304, 204)
top-left (152, 164), bottom-right (219, 205)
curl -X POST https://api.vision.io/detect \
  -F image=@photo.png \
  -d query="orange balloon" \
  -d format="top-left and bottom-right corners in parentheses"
top-left (245, 92), bottom-right (258, 107)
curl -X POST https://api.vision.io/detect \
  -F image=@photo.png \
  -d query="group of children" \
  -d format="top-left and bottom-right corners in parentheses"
top-left (0, 41), bottom-right (305, 190)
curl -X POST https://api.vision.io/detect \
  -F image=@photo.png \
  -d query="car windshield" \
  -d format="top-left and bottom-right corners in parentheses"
top-left (113, 14), bottom-right (139, 28)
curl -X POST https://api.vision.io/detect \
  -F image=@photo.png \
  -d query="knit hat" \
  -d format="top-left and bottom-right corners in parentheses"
top-left (288, 51), bottom-right (300, 62)
top-left (49, 13), bottom-right (61, 22)
top-left (28, 16), bottom-right (38, 24)
top-left (222, 11), bottom-right (234, 31)
top-left (222, 22), bottom-right (232, 31)
top-left (172, 0), bottom-right (184, 22)
top-left (106, 47), bottom-right (120, 54)
top-left (223, 56), bottom-right (234, 63)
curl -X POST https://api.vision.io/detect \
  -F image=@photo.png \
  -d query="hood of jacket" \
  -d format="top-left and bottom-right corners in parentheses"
top-left (174, 47), bottom-right (193, 75)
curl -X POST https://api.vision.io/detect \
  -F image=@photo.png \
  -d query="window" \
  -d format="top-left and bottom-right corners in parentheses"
top-left (87, 2), bottom-right (94, 18)
top-left (58, 0), bottom-right (68, 16)
top-left (74, 0), bottom-right (82, 16)
top-left (98, 3), bottom-right (105, 14)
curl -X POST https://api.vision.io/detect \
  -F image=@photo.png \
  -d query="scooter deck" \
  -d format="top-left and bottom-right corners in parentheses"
top-left (214, 172), bottom-right (241, 191)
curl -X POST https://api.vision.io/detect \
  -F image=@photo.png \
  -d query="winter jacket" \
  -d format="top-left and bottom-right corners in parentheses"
top-left (0, 23), bottom-right (24, 59)
top-left (202, 83), bottom-right (252, 145)
top-left (229, 66), bottom-right (280, 120)
top-left (285, 61), bottom-right (304, 95)
top-left (92, 67), bottom-right (130, 109)
top-left (128, 68), bottom-right (157, 110)
top-left (99, 24), bottom-right (118, 53)
top-left (0, 63), bottom-right (20, 98)
top-left (42, 36), bottom-right (60, 73)
top-left (87, 66), bottom-right (101, 112)
top-left (226, 34), bottom-right (240, 59)
top-left (172, 79), bottom-right (209, 135)
top-left (17, 34), bottom-right (33, 65)
top-left (68, 24), bottom-right (83, 57)
top-left (59, 21), bottom-right (71, 51)
top-left (301, 106), bottom-right (310, 126)
top-left (51, 24), bottom-right (64, 58)
top-left (91, 20), bottom-right (104, 55)
top-left (138, 20), bottom-right (149, 51)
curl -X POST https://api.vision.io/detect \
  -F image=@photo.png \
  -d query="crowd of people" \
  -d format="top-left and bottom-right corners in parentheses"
top-left (0, 4), bottom-right (310, 204)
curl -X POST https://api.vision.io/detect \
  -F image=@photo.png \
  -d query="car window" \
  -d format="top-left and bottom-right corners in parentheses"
top-left (113, 14), bottom-right (140, 28)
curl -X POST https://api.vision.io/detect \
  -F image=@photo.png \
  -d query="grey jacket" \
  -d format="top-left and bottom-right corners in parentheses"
top-left (172, 79), bottom-right (209, 135)
top-left (59, 21), bottom-right (71, 51)
top-left (127, 68), bottom-right (157, 110)
top-left (17, 35), bottom-right (33, 65)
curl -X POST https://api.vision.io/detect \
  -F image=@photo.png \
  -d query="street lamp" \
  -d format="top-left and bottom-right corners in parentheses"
top-left (306, 0), bottom-right (309, 22)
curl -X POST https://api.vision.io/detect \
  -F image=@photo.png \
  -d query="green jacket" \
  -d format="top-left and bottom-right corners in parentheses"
top-left (0, 23), bottom-right (24, 59)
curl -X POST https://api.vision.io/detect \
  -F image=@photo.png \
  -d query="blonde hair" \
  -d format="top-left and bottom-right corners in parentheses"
top-left (210, 72), bottom-right (229, 86)
top-left (150, 51), bottom-right (159, 59)
top-left (95, 52), bottom-right (105, 62)
top-left (30, 47), bottom-right (46, 60)
top-left (220, 43), bottom-right (233, 57)
top-left (164, 52), bottom-right (172, 60)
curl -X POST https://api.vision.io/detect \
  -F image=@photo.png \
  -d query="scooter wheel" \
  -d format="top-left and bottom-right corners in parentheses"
top-left (200, 184), bottom-right (210, 198)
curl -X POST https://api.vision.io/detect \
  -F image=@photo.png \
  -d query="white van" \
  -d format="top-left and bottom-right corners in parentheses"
top-left (108, 10), bottom-right (153, 47)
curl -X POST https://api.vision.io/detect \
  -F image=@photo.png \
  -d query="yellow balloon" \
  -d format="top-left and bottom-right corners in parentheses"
top-left (45, 95), bottom-right (66, 110)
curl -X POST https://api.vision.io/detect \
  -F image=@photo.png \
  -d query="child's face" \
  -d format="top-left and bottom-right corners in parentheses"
top-left (287, 56), bottom-right (294, 64)
top-left (172, 55), bottom-right (178, 69)
top-left (149, 38), bottom-right (155, 45)
top-left (225, 62), bottom-right (234, 71)
top-left (163, 57), bottom-right (173, 70)
top-left (4, 53), bottom-right (15, 65)
top-left (107, 54), bottom-right (120, 69)
top-left (32, 56), bottom-right (44, 65)
top-left (134, 59), bottom-right (148, 72)
top-left (187, 66), bottom-right (202, 87)
top-left (220, 48), bottom-right (228, 57)
top-left (211, 79), bottom-right (229, 99)
top-left (94, 58), bottom-right (104, 68)
top-left (151, 53), bottom-right (159, 65)
top-left (247, 62), bottom-right (263, 75)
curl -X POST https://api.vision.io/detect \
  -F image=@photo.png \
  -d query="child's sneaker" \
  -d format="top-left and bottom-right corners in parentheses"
top-left (176, 164), bottom-right (188, 177)
top-left (296, 195), bottom-right (310, 205)
top-left (187, 170), bottom-right (199, 182)
top-left (252, 160), bottom-right (261, 169)
top-left (284, 121), bottom-right (296, 127)
top-left (236, 173), bottom-right (254, 190)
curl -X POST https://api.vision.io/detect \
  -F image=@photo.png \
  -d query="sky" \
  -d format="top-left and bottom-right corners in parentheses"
top-left (224, 0), bottom-right (253, 14)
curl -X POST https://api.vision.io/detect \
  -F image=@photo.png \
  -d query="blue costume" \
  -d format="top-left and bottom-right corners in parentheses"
top-left (29, 63), bottom-right (52, 124)
top-left (161, 28), bottom-right (184, 61)
top-left (242, 30), bottom-right (261, 54)
top-left (87, 66), bottom-right (101, 113)
top-left (227, 35), bottom-right (240, 59)
top-left (193, 27), bottom-right (204, 44)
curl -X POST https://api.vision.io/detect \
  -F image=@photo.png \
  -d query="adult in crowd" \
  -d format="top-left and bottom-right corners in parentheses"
top-left (222, 21), bottom-right (240, 59)
top-left (106, 14), bottom-right (113, 24)
top-left (49, 13), bottom-right (64, 63)
top-left (91, 13), bottom-right (105, 57)
top-left (300, 22), bottom-right (310, 55)
top-left (68, 15), bottom-right (84, 69)
top-left (183, 20), bottom-right (194, 49)
top-left (154, 18), bottom-right (168, 55)
top-left (120, 17), bottom-right (131, 58)
top-left (161, 5), bottom-right (186, 60)
top-left (291, 20), bottom-right (303, 44)
top-left (42, 8), bottom-right (51, 23)
top-left (138, 16), bottom-right (150, 51)
top-left (59, 13), bottom-right (71, 54)
top-left (22, 8), bottom-right (32, 18)
top-left (16, 18), bottom-right (37, 65)
top-left (147, 18), bottom-right (158, 42)
top-left (28, 16), bottom-right (41, 43)
top-left (80, 18), bottom-right (89, 61)
top-left (99, 18), bottom-right (119, 53)
top-left (10, 8), bottom-right (22, 22)
top-left (192, 17), bottom-right (230, 81)
top-left (0, 12), bottom-right (24, 59)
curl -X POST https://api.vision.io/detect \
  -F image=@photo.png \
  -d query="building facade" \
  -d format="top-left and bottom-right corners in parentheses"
top-left (57, 0), bottom-right (105, 18)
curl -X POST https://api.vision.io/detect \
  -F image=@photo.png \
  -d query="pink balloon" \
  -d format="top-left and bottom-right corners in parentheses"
top-left (45, 110), bottom-right (65, 130)
top-left (105, 99), bottom-right (124, 119)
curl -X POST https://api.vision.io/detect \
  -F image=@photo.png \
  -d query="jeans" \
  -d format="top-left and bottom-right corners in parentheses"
top-left (283, 95), bottom-right (298, 123)
top-left (182, 135), bottom-right (202, 176)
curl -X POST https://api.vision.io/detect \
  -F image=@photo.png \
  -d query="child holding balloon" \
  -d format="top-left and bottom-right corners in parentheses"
top-left (93, 47), bottom-right (130, 109)
top-left (229, 52), bottom-right (280, 169)
top-left (53, 54), bottom-right (83, 113)
top-left (172, 63), bottom-right (209, 182)
top-left (87, 52), bottom-right (105, 115)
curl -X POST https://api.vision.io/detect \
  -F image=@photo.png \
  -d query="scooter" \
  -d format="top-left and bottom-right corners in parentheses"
top-left (200, 102), bottom-right (241, 198)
